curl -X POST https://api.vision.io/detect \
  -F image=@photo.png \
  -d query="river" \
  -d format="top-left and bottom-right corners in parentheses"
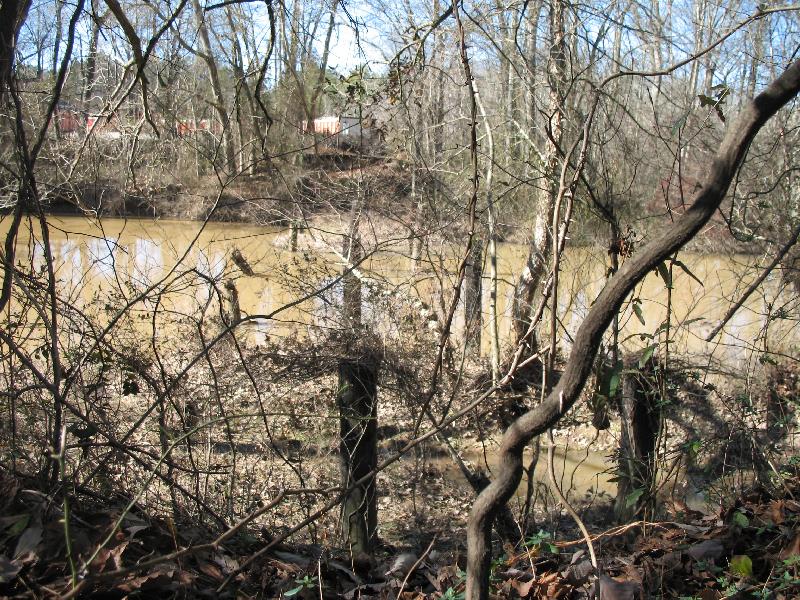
top-left (7, 215), bottom-right (796, 365)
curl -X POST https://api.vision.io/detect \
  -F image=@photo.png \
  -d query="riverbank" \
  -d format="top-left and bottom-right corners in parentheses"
top-left (23, 156), bottom-right (751, 254)
top-left (37, 154), bottom-right (404, 226)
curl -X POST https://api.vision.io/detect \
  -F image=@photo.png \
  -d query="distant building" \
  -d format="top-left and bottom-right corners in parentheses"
top-left (86, 115), bottom-right (123, 139)
top-left (56, 107), bottom-right (81, 135)
top-left (53, 104), bottom-right (83, 136)
top-left (300, 115), bottom-right (381, 149)
top-left (86, 110), bottom-right (144, 140)
top-left (175, 118), bottom-right (223, 137)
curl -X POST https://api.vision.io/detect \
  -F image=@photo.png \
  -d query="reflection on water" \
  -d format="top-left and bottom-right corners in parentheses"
top-left (313, 276), bottom-right (345, 330)
top-left (4, 216), bottom-right (799, 367)
top-left (133, 238), bottom-right (162, 279)
top-left (58, 240), bottom-right (82, 286)
top-left (87, 237), bottom-right (117, 280)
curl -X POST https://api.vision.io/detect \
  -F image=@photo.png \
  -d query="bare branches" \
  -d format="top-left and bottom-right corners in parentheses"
top-left (465, 58), bottom-right (800, 600)
top-left (2, 0), bottom-right (800, 597)
top-left (204, 0), bottom-right (261, 10)
top-left (706, 219), bottom-right (800, 341)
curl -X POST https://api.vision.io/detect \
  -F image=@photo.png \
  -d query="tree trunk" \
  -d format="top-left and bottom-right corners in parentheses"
top-left (464, 237), bottom-right (483, 354)
top-left (82, 1), bottom-right (101, 110)
top-left (338, 180), bottom-right (377, 556)
top-left (474, 83), bottom-right (500, 385)
top-left (52, 0), bottom-right (63, 76)
top-left (511, 0), bottom-right (566, 353)
top-left (190, 0), bottom-right (236, 174)
top-left (225, 6), bottom-right (264, 174)
top-left (748, 17), bottom-right (765, 99)
top-left (614, 354), bottom-right (660, 523)
top-left (765, 363), bottom-right (789, 442)
top-left (0, 0), bottom-right (32, 98)
top-left (302, 0), bottom-right (339, 155)
top-left (524, 0), bottom-right (542, 129)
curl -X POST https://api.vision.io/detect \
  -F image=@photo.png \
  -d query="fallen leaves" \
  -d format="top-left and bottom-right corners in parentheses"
top-left (686, 539), bottom-right (725, 561)
top-left (1, 471), bottom-right (800, 599)
top-left (511, 571), bottom-right (569, 599)
top-left (91, 540), bottom-right (128, 573)
top-left (779, 531), bottom-right (800, 559)
top-left (12, 525), bottom-right (42, 562)
top-left (596, 574), bottom-right (641, 600)
top-left (114, 562), bottom-right (196, 593)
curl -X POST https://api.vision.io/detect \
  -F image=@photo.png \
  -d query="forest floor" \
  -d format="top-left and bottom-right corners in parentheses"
top-left (3, 464), bottom-right (800, 599)
top-left (2, 340), bottom-right (798, 599)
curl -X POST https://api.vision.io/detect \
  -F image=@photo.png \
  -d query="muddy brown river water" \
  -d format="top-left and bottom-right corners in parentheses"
top-left (8, 215), bottom-right (795, 361)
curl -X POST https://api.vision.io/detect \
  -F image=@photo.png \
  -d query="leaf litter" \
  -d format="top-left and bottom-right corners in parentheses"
top-left (1, 470), bottom-right (800, 598)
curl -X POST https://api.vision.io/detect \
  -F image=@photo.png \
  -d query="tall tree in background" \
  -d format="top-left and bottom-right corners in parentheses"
top-left (510, 0), bottom-right (567, 357)
top-left (190, 0), bottom-right (237, 174)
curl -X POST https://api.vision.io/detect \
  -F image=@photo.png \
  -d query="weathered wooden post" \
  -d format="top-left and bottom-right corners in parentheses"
top-left (338, 353), bottom-right (379, 555)
top-left (222, 279), bottom-right (241, 326)
top-left (290, 220), bottom-right (299, 252)
top-left (338, 202), bottom-right (379, 555)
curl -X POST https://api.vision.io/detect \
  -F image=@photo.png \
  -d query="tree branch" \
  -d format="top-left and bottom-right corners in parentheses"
top-left (705, 219), bottom-right (800, 341)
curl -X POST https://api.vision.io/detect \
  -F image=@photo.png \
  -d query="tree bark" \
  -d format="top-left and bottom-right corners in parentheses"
top-left (190, 0), bottom-right (237, 174)
top-left (465, 58), bottom-right (800, 600)
top-left (614, 354), bottom-right (660, 522)
top-left (511, 0), bottom-right (566, 353)
top-left (82, 1), bottom-right (102, 110)
top-left (338, 179), bottom-right (378, 556)
top-left (473, 82), bottom-right (500, 385)
top-left (298, 0), bottom-right (339, 155)
top-left (464, 237), bottom-right (483, 354)
top-left (0, 0), bottom-right (31, 98)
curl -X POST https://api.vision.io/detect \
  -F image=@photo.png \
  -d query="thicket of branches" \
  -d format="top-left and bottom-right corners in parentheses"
top-left (2, 0), bottom-right (800, 598)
